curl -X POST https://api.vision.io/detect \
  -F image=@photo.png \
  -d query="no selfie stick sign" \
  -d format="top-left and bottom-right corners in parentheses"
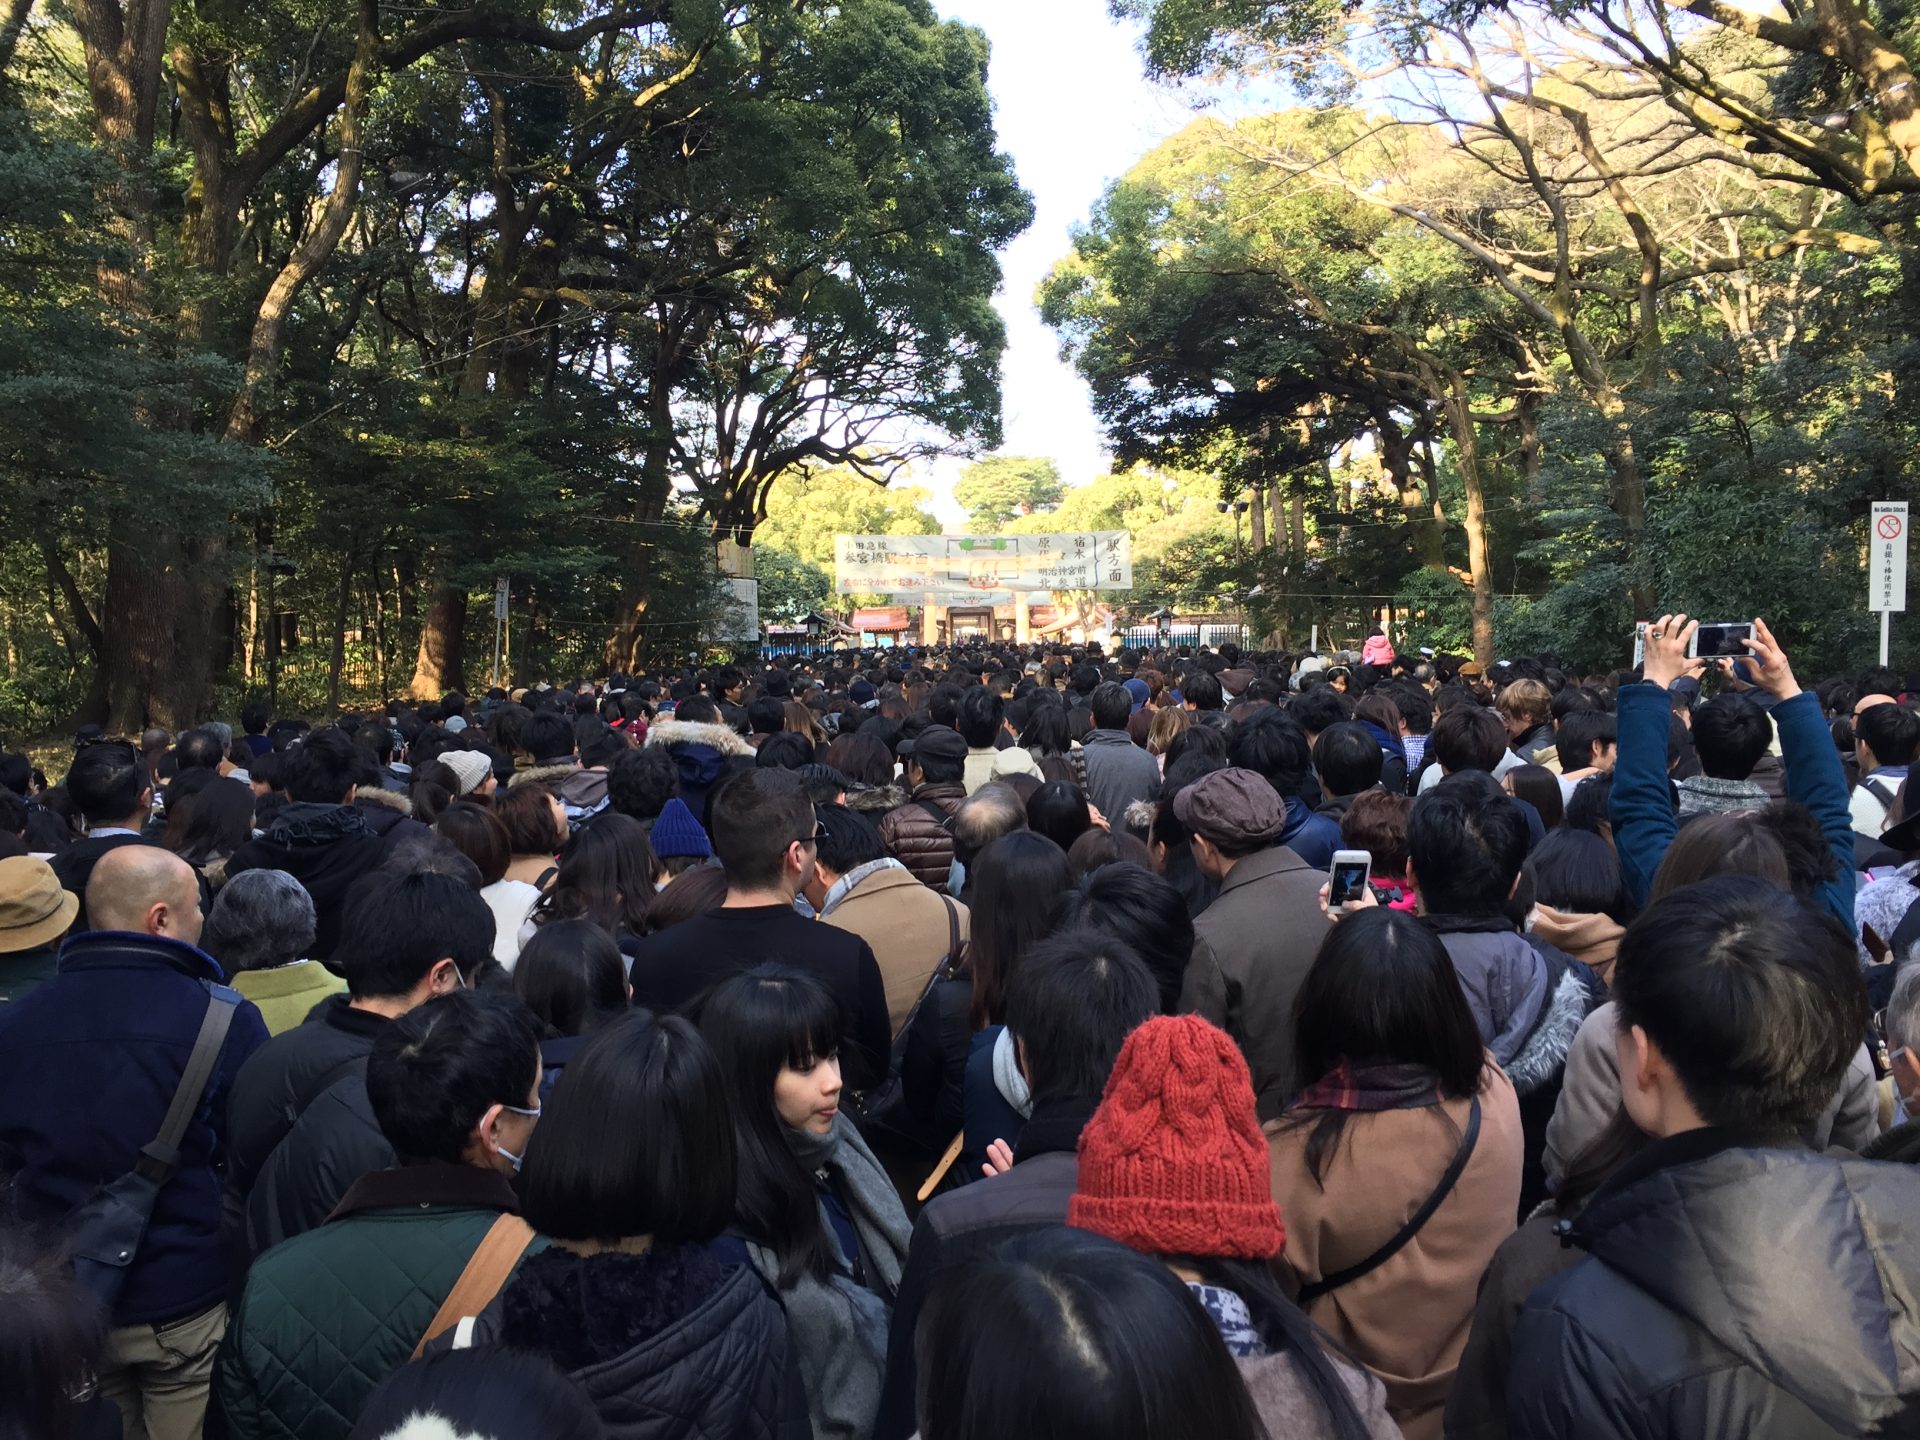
top-left (1872, 501), bottom-right (1908, 666)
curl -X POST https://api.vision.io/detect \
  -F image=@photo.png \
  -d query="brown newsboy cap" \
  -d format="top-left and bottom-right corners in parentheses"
top-left (1172, 767), bottom-right (1287, 848)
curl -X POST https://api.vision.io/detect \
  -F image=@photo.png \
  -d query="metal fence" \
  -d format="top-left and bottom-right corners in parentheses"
top-left (1118, 623), bottom-right (1253, 651)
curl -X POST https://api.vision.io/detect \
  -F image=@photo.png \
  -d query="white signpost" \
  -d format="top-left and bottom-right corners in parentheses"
top-left (1871, 501), bottom-right (1908, 667)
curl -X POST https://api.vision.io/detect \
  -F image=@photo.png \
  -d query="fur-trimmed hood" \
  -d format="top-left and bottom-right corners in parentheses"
top-left (373, 1419), bottom-right (483, 1440)
top-left (846, 783), bottom-right (907, 814)
top-left (1504, 967), bottom-right (1594, 1097)
top-left (353, 787), bottom-right (414, 818)
top-left (643, 718), bottom-right (755, 759)
top-left (508, 761), bottom-right (581, 790)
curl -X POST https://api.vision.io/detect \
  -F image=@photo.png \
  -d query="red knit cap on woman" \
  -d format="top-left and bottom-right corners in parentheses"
top-left (1068, 1014), bottom-right (1284, 1258)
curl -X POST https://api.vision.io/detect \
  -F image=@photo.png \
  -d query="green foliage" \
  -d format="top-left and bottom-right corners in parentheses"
top-left (953, 456), bottom-right (1066, 526)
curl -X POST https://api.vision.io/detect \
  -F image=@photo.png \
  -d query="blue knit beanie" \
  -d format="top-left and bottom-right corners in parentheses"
top-left (650, 797), bottom-right (712, 860)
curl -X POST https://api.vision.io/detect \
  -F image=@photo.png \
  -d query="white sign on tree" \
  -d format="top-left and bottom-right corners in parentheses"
top-left (1871, 501), bottom-right (1907, 666)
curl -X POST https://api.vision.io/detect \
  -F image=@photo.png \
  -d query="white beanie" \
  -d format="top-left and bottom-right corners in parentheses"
top-left (441, 749), bottom-right (493, 797)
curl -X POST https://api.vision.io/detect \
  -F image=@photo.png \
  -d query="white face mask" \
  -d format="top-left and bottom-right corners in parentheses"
top-left (496, 1102), bottom-right (541, 1174)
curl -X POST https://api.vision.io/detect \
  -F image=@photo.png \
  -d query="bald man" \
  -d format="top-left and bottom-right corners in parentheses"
top-left (88, 845), bottom-right (205, 947)
top-left (0, 832), bottom-right (266, 1440)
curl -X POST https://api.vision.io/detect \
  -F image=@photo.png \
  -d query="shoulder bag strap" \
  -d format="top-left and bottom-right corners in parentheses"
top-left (896, 898), bottom-right (962, 1040)
top-left (134, 984), bottom-right (241, 1185)
top-left (919, 799), bottom-right (953, 831)
top-left (413, 1214), bottom-right (536, 1359)
top-left (1295, 1095), bottom-right (1481, 1307)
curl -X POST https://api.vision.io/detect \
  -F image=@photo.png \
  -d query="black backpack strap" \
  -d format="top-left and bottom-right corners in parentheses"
top-left (134, 983), bottom-right (241, 1184)
top-left (1296, 1096), bottom-right (1481, 1306)
top-left (918, 799), bottom-right (954, 832)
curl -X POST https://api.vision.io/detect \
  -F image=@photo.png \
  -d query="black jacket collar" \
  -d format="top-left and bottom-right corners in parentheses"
top-left (1575, 1125), bottom-right (1800, 1243)
top-left (1014, 1097), bottom-right (1096, 1164)
top-left (315, 992), bottom-right (390, 1041)
top-left (327, 1161), bottom-right (521, 1222)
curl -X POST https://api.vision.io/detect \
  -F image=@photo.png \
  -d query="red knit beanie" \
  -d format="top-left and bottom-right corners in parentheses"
top-left (1068, 1014), bottom-right (1285, 1259)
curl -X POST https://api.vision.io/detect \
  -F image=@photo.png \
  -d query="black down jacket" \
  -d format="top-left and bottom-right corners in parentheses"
top-left (1508, 1133), bottom-right (1920, 1439)
top-left (461, 1241), bottom-right (811, 1440)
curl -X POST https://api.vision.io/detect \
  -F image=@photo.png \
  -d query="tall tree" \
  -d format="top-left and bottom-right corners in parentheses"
top-left (953, 456), bottom-right (1066, 527)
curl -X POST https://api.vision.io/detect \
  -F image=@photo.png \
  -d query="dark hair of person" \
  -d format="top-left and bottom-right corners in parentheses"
top-left (517, 1010), bottom-right (735, 1245)
top-left (1312, 721), bottom-right (1383, 798)
top-left (1407, 772), bottom-right (1530, 916)
top-left (812, 803), bottom-right (887, 877)
top-left (0, 789), bottom-right (26, 840)
top-left (530, 811), bottom-right (656, 937)
top-left (1287, 908), bottom-right (1486, 1183)
top-left (1339, 788), bottom-right (1411, 881)
top-left (914, 1227), bottom-right (1266, 1440)
top-left (1554, 709), bottom-right (1617, 772)
top-left (366, 989), bottom-right (542, 1165)
top-left (338, 869), bottom-right (497, 999)
top-left (825, 732), bottom-right (895, 788)
top-left (1525, 826), bottom-right (1628, 921)
top-left (641, 862), bottom-right (727, 933)
top-left (607, 745), bottom-right (680, 821)
top-left (1429, 704), bottom-right (1508, 774)
top-left (349, 1348), bottom-right (603, 1440)
top-left (708, 767), bottom-right (812, 891)
top-left (1049, 863), bottom-right (1193, 1014)
top-left (1018, 702), bottom-right (1072, 759)
top-left (1760, 798), bottom-right (1841, 898)
top-left (968, 831), bottom-right (1073, 1031)
top-left (1563, 773), bottom-right (1615, 836)
top-left (0, 1226), bottom-right (107, 1440)
top-left (1612, 876), bottom-right (1868, 1133)
top-left (1001, 929), bottom-right (1159, 1107)
top-left (521, 710), bottom-right (577, 765)
top-left (64, 741), bottom-right (147, 825)
top-left (279, 727), bottom-right (362, 805)
top-left (1690, 694), bottom-right (1772, 781)
top-left (696, 966), bottom-right (842, 1287)
top-left (956, 687), bottom-right (1005, 748)
top-left (161, 776), bottom-right (255, 866)
top-left (495, 781), bottom-right (565, 855)
top-left (674, 693), bottom-right (722, 726)
top-left (1289, 685), bottom-right (1351, 737)
top-left (173, 726), bottom-right (225, 773)
top-left (512, 919), bottom-right (628, 1038)
top-left (436, 801), bottom-right (511, 888)
top-left (755, 730), bottom-right (815, 772)
top-left (1226, 707), bottom-right (1309, 796)
top-left (1181, 670), bottom-right (1224, 712)
top-left (1064, 826), bottom-right (1153, 879)
top-left (747, 695), bottom-right (788, 736)
top-left (1504, 763), bottom-right (1564, 830)
top-left (1855, 702), bottom-right (1920, 769)
top-left (1026, 782), bottom-right (1093, 853)
top-left (1089, 682), bottom-right (1133, 732)
top-left (1649, 810), bottom-right (1790, 900)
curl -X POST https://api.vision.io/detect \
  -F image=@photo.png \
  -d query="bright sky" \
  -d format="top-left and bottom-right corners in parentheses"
top-left (922, 0), bottom-right (1212, 525)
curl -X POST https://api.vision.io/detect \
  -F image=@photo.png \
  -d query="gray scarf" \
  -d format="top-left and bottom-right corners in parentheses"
top-left (819, 857), bottom-right (909, 917)
top-left (1676, 775), bottom-right (1769, 818)
top-left (747, 1116), bottom-right (911, 1440)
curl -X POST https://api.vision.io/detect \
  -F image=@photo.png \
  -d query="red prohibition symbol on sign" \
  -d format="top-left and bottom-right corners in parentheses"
top-left (1880, 513), bottom-right (1905, 541)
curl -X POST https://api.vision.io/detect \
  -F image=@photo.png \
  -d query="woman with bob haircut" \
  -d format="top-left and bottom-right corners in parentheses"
top-left (699, 966), bottom-right (910, 1440)
top-left (438, 1009), bottom-right (811, 1438)
top-left (510, 918), bottom-right (630, 1101)
top-left (1267, 909), bottom-right (1523, 1440)
top-left (914, 1227), bottom-right (1268, 1440)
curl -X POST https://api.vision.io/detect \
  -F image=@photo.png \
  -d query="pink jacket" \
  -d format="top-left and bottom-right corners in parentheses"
top-left (1362, 635), bottom-right (1395, 667)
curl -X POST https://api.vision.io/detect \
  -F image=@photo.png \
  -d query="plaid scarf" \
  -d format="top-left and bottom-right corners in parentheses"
top-left (1290, 1060), bottom-right (1444, 1113)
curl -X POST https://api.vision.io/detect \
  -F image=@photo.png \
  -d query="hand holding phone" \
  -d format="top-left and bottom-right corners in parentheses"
top-left (1327, 850), bottom-right (1372, 911)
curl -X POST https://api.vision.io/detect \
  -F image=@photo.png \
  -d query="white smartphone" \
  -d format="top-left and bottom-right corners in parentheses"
top-left (1688, 622), bottom-right (1755, 660)
top-left (1328, 850), bottom-right (1372, 909)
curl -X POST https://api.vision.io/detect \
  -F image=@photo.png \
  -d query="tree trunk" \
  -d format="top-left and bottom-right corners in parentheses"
top-left (1380, 415), bottom-right (1446, 570)
top-left (1441, 375), bottom-right (1496, 671)
top-left (326, 550), bottom-right (354, 714)
top-left (607, 359), bottom-right (677, 669)
top-left (1814, 0), bottom-right (1920, 182)
top-left (102, 539), bottom-right (209, 729)
top-left (409, 580), bottom-right (468, 699)
top-left (1517, 391), bottom-right (1546, 510)
top-left (1249, 485), bottom-right (1267, 552)
top-left (0, 0), bottom-right (35, 78)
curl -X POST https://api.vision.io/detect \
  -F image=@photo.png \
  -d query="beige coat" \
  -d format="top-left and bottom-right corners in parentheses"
top-left (1267, 1065), bottom-right (1524, 1440)
top-left (1527, 905), bottom-right (1623, 988)
top-left (819, 865), bottom-right (969, 1035)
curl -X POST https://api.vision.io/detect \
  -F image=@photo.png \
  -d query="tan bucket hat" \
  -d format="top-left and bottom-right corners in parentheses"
top-left (0, 856), bottom-right (80, 953)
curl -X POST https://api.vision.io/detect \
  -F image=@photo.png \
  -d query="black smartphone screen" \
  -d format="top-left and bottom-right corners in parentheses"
top-left (1695, 624), bottom-right (1753, 659)
top-left (1330, 861), bottom-right (1370, 907)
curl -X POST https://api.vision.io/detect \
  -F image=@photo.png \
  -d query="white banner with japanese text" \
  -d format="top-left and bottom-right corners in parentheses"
top-left (835, 532), bottom-right (1132, 595)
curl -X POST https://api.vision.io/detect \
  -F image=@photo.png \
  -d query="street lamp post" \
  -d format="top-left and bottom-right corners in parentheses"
top-left (1216, 498), bottom-right (1250, 565)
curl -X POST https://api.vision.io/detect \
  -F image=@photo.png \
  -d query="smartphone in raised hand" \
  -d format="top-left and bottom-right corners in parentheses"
top-left (1328, 850), bottom-right (1372, 910)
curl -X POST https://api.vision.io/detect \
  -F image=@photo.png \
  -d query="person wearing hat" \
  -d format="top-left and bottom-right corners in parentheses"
top-left (647, 795), bottom-right (713, 882)
top-left (0, 854), bottom-right (79, 1001)
top-left (1069, 1014), bottom-right (1395, 1440)
top-left (1176, 768), bottom-right (1333, 1120)
top-left (877, 725), bottom-right (968, 890)
top-left (439, 747), bottom-right (496, 801)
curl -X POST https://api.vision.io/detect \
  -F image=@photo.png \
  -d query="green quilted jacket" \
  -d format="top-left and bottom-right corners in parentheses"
top-left (212, 1163), bottom-right (543, 1440)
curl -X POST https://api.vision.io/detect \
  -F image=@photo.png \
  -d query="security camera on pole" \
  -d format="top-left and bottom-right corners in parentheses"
top-left (1871, 502), bottom-right (1908, 667)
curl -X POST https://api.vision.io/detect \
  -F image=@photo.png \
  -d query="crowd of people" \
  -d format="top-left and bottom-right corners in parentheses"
top-left (1, 614), bottom-right (1918, 1440)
